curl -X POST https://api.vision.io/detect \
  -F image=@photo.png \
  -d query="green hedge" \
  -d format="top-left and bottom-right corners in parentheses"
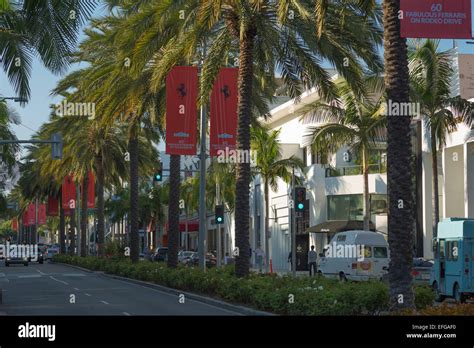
top-left (54, 255), bottom-right (434, 315)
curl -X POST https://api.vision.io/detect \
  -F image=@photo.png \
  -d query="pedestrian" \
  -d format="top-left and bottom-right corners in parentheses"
top-left (255, 245), bottom-right (265, 273)
top-left (308, 245), bottom-right (317, 276)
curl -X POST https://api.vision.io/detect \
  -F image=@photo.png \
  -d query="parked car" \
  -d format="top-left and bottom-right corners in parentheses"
top-left (46, 247), bottom-right (60, 261)
top-left (152, 247), bottom-right (168, 262)
top-left (318, 230), bottom-right (389, 281)
top-left (412, 257), bottom-right (433, 284)
top-left (431, 218), bottom-right (474, 303)
top-left (184, 252), bottom-right (217, 267)
top-left (178, 251), bottom-right (195, 264)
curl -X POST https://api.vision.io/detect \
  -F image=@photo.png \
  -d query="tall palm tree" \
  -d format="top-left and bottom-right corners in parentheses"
top-left (251, 125), bottom-right (305, 272)
top-left (0, 0), bottom-right (97, 100)
top-left (144, 0), bottom-right (384, 277)
top-left (409, 39), bottom-right (473, 238)
top-left (383, 0), bottom-right (414, 311)
top-left (301, 78), bottom-right (386, 231)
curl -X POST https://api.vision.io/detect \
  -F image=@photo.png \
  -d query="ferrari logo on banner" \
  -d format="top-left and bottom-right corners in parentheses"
top-left (210, 68), bottom-right (239, 157)
top-left (165, 66), bottom-right (198, 155)
top-left (401, 0), bottom-right (472, 39)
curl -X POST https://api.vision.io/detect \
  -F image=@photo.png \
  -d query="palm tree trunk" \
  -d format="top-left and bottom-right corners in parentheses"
top-left (129, 133), bottom-right (139, 263)
top-left (167, 154), bottom-right (181, 268)
top-left (383, 0), bottom-right (415, 311)
top-left (234, 27), bottom-right (256, 278)
top-left (430, 128), bottom-right (440, 238)
top-left (362, 145), bottom-right (370, 231)
top-left (69, 210), bottom-right (76, 256)
top-left (59, 191), bottom-right (66, 254)
top-left (264, 180), bottom-right (270, 272)
top-left (96, 157), bottom-right (105, 257)
top-left (80, 175), bottom-right (89, 257)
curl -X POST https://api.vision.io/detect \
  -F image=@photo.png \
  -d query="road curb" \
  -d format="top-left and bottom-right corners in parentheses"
top-left (54, 262), bottom-right (274, 316)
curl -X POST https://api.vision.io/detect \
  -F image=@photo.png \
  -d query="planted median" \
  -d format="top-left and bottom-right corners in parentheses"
top-left (54, 254), bottom-right (438, 315)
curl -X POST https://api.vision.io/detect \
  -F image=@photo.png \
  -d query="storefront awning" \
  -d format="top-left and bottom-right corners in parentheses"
top-left (164, 219), bottom-right (199, 233)
top-left (306, 220), bottom-right (376, 233)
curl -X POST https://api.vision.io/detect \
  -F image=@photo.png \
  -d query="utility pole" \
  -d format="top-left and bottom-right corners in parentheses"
top-left (291, 166), bottom-right (296, 277)
top-left (198, 40), bottom-right (208, 272)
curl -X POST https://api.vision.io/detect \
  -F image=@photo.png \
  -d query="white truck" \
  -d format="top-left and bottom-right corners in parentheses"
top-left (318, 230), bottom-right (389, 281)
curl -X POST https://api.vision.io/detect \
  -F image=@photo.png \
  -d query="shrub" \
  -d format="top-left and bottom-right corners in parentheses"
top-left (414, 285), bottom-right (436, 310)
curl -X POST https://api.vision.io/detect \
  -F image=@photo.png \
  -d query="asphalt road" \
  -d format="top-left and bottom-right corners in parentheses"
top-left (0, 261), bottom-right (242, 316)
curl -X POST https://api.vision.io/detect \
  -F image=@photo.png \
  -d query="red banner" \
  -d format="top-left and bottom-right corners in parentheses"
top-left (27, 203), bottom-right (35, 225)
top-left (38, 204), bottom-right (47, 225)
top-left (22, 212), bottom-right (29, 226)
top-left (166, 66), bottom-right (198, 155)
top-left (80, 171), bottom-right (95, 209)
top-left (12, 218), bottom-right (18, 231)
top-left (47, 196), bottom-right (59, 216)
top-left (401, 0), bottom-right (472, 39)
top-left (62, 175), bottom-right (76, 209)
top-left (210, 68), bottom-right (239, 157)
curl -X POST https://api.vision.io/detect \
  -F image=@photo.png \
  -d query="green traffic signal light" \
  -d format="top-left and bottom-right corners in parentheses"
top-left (298, 203), bottom-right (304, 210)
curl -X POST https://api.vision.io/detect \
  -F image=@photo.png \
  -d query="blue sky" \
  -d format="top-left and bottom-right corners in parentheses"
top-left (1, 4), bottom-right (474, 143)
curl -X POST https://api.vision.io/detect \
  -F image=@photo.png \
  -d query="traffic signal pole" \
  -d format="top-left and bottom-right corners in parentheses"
top-left (198, 41), bottom-right (208, 272)
top-left (291, 166), bottom-right (296, 277)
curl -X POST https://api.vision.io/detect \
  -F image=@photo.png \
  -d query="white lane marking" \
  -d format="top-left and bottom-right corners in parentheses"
top-left (123, 312), bottom-right (131, 316)
top-left (63, 274), bottom-right (86, 277)
top-left (35, 269), bottom-right (47, 275)
top-left (111, 279), bottom-right (243, 315)
top-left (18, 274), bottom-right (42, 279)
top-left (84, 293), bottom-right (92, 297)
top-left (49, 276), bottom-right (69, 285)
top-left (0, 273), bottom-right (5, 277)
top-left (74, 288), bottom-right (80, 291)
top-left (100, 300), bottom-right (109, 305)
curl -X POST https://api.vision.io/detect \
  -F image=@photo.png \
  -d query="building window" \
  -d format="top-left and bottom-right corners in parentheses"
top-left (327, 194), bottom-right (388, 221)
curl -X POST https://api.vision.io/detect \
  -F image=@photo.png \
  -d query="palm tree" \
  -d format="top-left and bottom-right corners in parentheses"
top-left (251, 125), bottom-right (305, 272)
top-left (143, 0), bottom-right (384, 277)
top-left (301, 78), bottom-right (386, 231)
top-left (409, 39), bottom-right (473, 238)
top-left (0, 0), bottom-right (97, 100)
top-left (383, 0), bottom-right (415, 311)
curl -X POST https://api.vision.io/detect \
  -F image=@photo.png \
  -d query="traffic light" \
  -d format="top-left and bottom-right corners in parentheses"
top-left (215, 205), bottom-right (224, 224)
top-left (153, 164), bottom-right (163, 182)
top-left (294, 187), bottom-right (306, 212)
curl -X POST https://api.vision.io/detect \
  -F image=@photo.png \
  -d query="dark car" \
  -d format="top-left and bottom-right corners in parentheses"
top-left (185, 252), bottom-right (217, 267)
top-left (29, 248), bottom-right (44, 264)
top-left (152, 247), bottom-right (169, 262)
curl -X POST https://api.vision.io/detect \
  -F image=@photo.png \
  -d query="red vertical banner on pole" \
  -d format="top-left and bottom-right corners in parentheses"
top-left (210, 68), bottom-right (239, 157)
top-left (27, 203), bottom-right (35, 225)
top-left (47, 196), bottom-right (59, 216)
top-left (22, 212), bottom-right (29, 226)
top-left (38, 204), bottom-right (47, 225)
top-left (12, 218), bottom-right (18, 232)
top-left (165, 66), bottom-right (198, 155)
top-left (62, 175), bottom-right (76, 209)
top-left (87, 171), bottom-right (95, 209)
top-left (400, 0), bottom-right (472, 39)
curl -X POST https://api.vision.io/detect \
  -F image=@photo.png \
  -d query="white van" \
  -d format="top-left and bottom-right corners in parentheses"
top-left (318, 230), bottom-right (389, 281)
